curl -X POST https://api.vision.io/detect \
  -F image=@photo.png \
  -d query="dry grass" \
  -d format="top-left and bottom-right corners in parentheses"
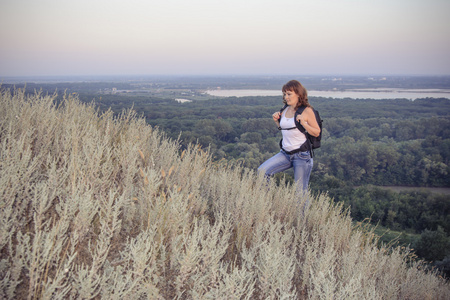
top-left (0, 88), bottom-right (449, 299)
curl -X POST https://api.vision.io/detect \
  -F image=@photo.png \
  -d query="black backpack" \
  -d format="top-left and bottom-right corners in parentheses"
top-left (278, 104), bottom-right (323, 156)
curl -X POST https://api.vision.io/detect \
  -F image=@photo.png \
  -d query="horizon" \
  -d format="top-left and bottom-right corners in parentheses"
top-left (1, 0), bottom-right (449, 77)
top-left (3, 74), bottom-right (450, 97)
top-left (3, 73), bottom-right (450, 81)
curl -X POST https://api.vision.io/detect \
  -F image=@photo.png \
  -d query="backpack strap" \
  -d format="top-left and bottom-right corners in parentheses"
top-left (295, 106), bottom-right (316, 157)
top-left (293, 106), bottom-right (308, 133)
top-left (277, 104), bottom-right (291, 130)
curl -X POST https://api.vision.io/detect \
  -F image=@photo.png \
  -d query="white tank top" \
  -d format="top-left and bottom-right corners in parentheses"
top-left (280, 109), bottom-right (307, 151)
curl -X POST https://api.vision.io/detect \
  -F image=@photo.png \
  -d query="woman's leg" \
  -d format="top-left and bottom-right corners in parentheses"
top-left (258, 151), bottom-right (292, 179)
top-left (292, 151), bottom-right (313, 214)
top-left (292, 151), bottom-right (313, 192)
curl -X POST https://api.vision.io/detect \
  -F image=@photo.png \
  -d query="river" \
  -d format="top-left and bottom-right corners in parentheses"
top-left (205, 88), bottom-right (450, 100)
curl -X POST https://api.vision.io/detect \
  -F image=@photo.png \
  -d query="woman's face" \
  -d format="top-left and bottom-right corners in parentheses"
top-left (283, 89), bottom-right (300, 107)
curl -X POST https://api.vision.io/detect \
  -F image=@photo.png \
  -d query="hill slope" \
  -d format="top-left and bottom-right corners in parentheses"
top-left (0, 88), bottom-right (449, 299)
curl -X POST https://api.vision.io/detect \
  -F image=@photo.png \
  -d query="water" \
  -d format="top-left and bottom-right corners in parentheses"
top-left (205, 88), bottom-right (450, 100)
top-left (175, 98), bottom-right (193, 103)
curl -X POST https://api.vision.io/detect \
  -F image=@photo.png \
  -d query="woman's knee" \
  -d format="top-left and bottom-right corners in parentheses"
top-left (258, 165), bottom-right (272, 177)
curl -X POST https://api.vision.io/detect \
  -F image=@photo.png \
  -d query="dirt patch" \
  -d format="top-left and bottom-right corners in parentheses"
top-left (380, 186), bottom-right (450, 195)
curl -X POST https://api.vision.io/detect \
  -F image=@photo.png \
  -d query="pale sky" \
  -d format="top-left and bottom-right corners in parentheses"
top-left (1, 0), bottom-right (449, 76)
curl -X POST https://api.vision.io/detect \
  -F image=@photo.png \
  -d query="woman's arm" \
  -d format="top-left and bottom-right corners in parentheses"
top-left (297, 107), bottom-right (320, 137)
top-left (272, 111), bottom-right (281, 128)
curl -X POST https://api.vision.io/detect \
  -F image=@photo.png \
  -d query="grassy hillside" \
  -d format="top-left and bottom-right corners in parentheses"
top-left (1, 88), bottom-right (449, 299)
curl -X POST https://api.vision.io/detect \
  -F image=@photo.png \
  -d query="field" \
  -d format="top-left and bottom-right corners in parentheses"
top-left (1, 88), bottom-right (449, 299)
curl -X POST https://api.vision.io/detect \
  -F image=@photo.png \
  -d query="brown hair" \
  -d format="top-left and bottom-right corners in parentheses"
top-left (282, 80), bottom-right (310, 110)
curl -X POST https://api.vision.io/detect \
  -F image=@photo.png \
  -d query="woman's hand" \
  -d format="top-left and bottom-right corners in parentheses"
top-left (272, 111), bottom-right (281, 122)
top-left (296, 113), bottom-right (304, 125)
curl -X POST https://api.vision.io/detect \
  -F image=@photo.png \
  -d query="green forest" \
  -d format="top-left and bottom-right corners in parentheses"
top-left (5, 83), bottom-right (450, 276)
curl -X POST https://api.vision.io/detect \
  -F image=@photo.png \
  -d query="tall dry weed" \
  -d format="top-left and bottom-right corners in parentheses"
top-left (0, 87), bottom-right (449, 299)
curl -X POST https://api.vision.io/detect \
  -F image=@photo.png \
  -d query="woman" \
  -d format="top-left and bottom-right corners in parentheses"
top-left (258, 80), bottom-right (320, 192)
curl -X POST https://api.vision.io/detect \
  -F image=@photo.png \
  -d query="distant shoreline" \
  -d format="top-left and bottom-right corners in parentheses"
top-left (205, 88), bottom-right (450, 100)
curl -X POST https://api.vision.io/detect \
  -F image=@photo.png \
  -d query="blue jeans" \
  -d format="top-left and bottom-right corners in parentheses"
top-left (258, 150), bottom-right (313, 192)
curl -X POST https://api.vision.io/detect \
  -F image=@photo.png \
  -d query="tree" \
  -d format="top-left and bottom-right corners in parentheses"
top-left (214, 119), bottom-right (233, 140)
top-left (413, 226), bottom-right (450, 262)
top-left (240, 132), bottom-right (262, 144)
